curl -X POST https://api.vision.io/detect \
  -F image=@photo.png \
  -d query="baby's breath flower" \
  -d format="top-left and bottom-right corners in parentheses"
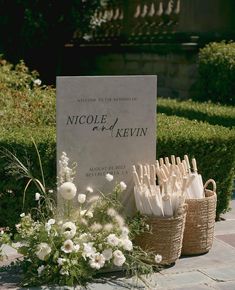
top-left (105, 173), bottom-right (113, 182)
top-left (74, 244), bottom-right (80, 252)
top-left (103, 223), bottom-right (113, 232)
top-left (20, 213), bottom-right (25, 218)
top-left (35, 192), bottom-right (40, 201)
top-left (119, 181), bottom-right (127, 191)
top-left (78, 193), bottom-right (86, 204)
top-left (115, 214), bottom-right (124, 227)
top-left (155, 254), bottom-right (162, 264)
top-left (107, 208), bottom-right (117, 217)
top-left (86, 186), bottom-right (93, 193)
top-left (34, 78), bottom-right (42, 86)
top-left (90, 223), bottom-right (102, 232)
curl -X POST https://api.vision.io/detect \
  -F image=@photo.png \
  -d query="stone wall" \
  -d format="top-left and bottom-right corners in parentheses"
top-left (61, 43), bottom-right (198, 99)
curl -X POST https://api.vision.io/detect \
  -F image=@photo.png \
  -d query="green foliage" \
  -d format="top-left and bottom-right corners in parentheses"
top-left (158, 97), bottom-right (235, 128)
top-left (196, 41), bottom-right (235, 105)
top-left (157, 114), bottom-right (235, 218)
top-left (0, 58), bottom-right (235, 231)
top-left (0, 1), bottom-right (107, 58)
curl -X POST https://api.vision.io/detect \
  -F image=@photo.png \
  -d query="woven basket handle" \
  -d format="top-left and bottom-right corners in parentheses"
top-left (204, 179), bottom-right (216, 192)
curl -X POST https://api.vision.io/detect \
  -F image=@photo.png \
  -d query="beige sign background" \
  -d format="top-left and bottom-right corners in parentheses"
top-left (57, 76), bottom-right (157, 214)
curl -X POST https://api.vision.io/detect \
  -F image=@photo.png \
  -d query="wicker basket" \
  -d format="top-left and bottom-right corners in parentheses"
top-left (182, 179), bottom-right (217, 255)
top-left (134, 205), bottom-right (187, 265)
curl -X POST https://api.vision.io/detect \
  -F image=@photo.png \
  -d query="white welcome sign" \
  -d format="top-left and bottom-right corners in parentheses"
top-left (57, 76), bottom-right (157, 213)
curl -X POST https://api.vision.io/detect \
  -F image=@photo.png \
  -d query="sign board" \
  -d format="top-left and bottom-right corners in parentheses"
top-left (57, 76), bottom-right (157, 213)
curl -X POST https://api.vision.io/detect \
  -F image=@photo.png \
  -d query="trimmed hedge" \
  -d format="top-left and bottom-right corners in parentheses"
top-left (158, 97), bottom-right (235, 128)
top-left (196, 41), bottom-right (235, 105)
top-left (0, 59), bottom-right (235, 229)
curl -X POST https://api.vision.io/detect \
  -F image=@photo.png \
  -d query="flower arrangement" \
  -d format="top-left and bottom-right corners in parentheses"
top-left (0, 149), bottom-right (161, 287)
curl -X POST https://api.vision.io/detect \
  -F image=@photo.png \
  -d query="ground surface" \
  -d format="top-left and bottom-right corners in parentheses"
top-left (1, 200), bottom-right (235, 290)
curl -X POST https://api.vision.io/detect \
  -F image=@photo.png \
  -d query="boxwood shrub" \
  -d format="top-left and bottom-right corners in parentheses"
top-left (158, 97), bottom-right (235, 128)
top-left (196, 41), bottom-right (235, 105)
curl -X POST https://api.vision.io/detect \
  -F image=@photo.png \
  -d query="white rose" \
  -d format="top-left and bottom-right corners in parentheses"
top-left (35, 192), bottom-right (41, 201)
top-left (102, 248), bottom-right (112, 261)
top-left (155, 254), bottom-right (162, 264)
top-left (59, 182), bottom-right (77, 200)
top-left (120, 181), bottom-right (127, 191)
top-left (107, 234), bottom-right (120, 247)
top-left (113, 250), bottom-right (126, 267)
top-left (36, 243), bottom-right (52, 261)
top-left (105, 173), bottom-right (113, 182)
top-left (61, 239), bottom-right (74, 253)
top-left (77, 193), bottom-right (86, 204)
top-left (62, 221), bottom-right (76, 239)
top-left (120, 239), bottom-right (133, 251)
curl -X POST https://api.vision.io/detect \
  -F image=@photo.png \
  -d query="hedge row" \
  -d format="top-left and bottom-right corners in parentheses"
top-left (158, 97), bottom-right (235, 128)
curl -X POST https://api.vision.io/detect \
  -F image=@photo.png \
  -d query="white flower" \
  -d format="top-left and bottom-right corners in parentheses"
top-left (91, 223), bottom-right (102, 232)
top-left (81, 210), bottom-right (93, 219)
top-left (57, 220), bottom-right (63, 225)
top-left (48, 219), bottom-right (55, 225)
top-left (102, 248), bottom-right (112, 261)
top-left (155, 254), bottom-right (162, 264)
top-left (86, 186), bottom-right (93, 193)
top-left (107, 208), bottom-right (117, 217)
top-left (37, 265), bottom-right (45, 276)
top-left (60, 269), bottom-right (69, 276)
top-left (77, 233), bottom-right (88, 242)
top-left (89, 253), bottom-right (105, 269)
top-left (62, 222), bottom-right (76, 239)
top-left (113, 250), bottom-right (126, 267)
top-left (35, 192), bottom-right (41, 201)
top-left (36, 243), bottom-right (52, 261)
top-left (105, 173), bottom-right (113, 182)
top-left (121, 226), bottom-right (129, 237)
top-left (77, 193), bottom-right (86, 204)
top-left (120, 239), bottom-right (133, 251)
top-left (120, 181), bottom-right (127, 191)
top-left (82, 242), bottom-right (96, 259)
top-left (20, 213), bottom-right (25, 217)
top-left (59, 182), bottom-right (77, 200)
top-left (34, 78), bottom-right (42, 86)
top-left (115, 215), bottom-right (124, 227)
top-left (57, 258), bottom-right (66, 265)
top-left (107, 234), bottom-right (120, 247)
top-left (48, 189), bottom-right (53, 194)
top-left (74, 244), bottom-right (80, 252)
top-left (0, 230), bottom-right (4, 235)
top-left (61, 239), bottom-right (74, 253)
